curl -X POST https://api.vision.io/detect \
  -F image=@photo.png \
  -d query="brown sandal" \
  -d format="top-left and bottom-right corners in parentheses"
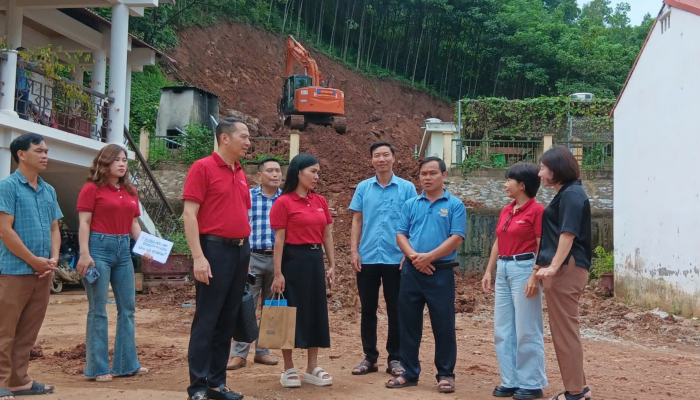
top-left (352, 359), bottom-right (378, 375)
top-left (438, 376), bottom-right (455, 393)
top-left (386, 360), bottom-right (405, 377)
top-left (385, 376), bottom-right (418, 389)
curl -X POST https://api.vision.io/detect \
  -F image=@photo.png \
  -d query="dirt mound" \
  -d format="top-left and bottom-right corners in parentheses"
top-left (168, 23), bottom-right (453, 302)
top-left (136, 282), bottom-right (196, 309)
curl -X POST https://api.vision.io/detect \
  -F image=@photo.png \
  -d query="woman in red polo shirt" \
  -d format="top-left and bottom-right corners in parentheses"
top-left (481, 162), bottom-right (548, 400)
top-left (76, 144), bottom-right (150, 382)
top-left (270, 153), bottom-right (336, 389)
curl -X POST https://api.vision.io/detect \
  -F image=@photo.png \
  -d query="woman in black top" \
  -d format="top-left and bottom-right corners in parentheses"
top-left (535, 146), bottom-right (592, 400)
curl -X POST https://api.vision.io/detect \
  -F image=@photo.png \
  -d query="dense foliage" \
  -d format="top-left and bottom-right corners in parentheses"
top-left (460, 97), bottom-right (615, 138)
top-left (129, 65), bottom-right (175, 135)
top-left (95, 0), bottom-right (653, 100)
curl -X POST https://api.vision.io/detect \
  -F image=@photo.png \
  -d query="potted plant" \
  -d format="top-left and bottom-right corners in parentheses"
top-left (141, 218), bottom-right (193, 279)
top-left (18, 46), bottom-right (95, 135)
top-left (590, 246), bottom-right (614, 295)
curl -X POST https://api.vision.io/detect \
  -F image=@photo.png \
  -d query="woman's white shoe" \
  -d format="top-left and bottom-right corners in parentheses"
top-left (280, 368), bottom-right (302, 388)
top-left (304, 367), bottom-right (333, 386)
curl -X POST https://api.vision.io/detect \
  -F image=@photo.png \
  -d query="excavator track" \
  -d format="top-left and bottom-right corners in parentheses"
top-left (331, 116), bottom-right (347, 134)
top-left (290, 115), bottom-right (306, 131)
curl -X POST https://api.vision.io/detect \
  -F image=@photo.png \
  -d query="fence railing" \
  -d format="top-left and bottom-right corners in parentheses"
top-left (554, 141), bottom-right (614, 170)
top-left (125, 128), bottom-right (178, 236)
top-left (455, 139), bottom-right (542, 170)
top-left (249, 137), bottom-right (290, 159)
top-left (1, 55), bottom-right (112, 141)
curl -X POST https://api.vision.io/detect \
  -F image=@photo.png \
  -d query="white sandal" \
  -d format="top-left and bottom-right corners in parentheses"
top-left (280, 368), bottom-right (302, 388)
top-left (304, 367), bottom-right (333, 386)
top-left (94, 374), bottom-right (112, 382)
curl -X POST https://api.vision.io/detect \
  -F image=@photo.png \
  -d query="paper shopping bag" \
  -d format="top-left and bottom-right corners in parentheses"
top-left (257, 295), bottom-right (296, 350)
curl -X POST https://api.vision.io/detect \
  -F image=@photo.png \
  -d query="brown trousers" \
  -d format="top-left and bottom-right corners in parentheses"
top-left (542, 256), bottom-right (589, 393)
top-left (0, 274), bottom-right (51, 389)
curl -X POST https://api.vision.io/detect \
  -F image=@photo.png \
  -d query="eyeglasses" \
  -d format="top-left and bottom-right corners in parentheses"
top-left (502, 213), bottom-right (514, 232)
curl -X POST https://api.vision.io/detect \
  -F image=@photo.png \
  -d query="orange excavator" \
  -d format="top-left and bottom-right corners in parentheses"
top-left (279, 35), bottom-right (346, 134)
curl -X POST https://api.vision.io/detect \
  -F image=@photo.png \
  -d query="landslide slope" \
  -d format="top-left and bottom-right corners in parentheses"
top-left (168, 23), bottom-right (453, 262)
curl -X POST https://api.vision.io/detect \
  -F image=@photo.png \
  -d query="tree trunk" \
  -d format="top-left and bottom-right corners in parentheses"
top-left (268, 0), bottom-right (275, 23)
top-left (356, 0), bottom-right (367, 70)
top-left (281, 0), bottom-right (294, 34)
top-left (330, 0), bottom-right (339, 53)
top-left (296, 0), bottom-right (303, 37)
top-left (492, 56), bottom-right (502, 97)
top-left (422, 26), bottom-right (431, 84)
top-left (412, 19), bottom-right (425, 85)
top-left (343, 0), bottom-right (356, 62)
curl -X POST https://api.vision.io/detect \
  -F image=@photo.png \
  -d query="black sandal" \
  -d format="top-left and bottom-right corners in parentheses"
top-left (551, 387), bottom-right (589, 400)
top-left (352, 359), bottom-right (378, 375)
top-left (385, 360), bottom-right (405, 377)
top-left (385, 377), bottom-right (418, 389)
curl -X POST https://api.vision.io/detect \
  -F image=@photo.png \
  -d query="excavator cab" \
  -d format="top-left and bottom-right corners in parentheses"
top-left (280, 75), bottom-right (313, 114)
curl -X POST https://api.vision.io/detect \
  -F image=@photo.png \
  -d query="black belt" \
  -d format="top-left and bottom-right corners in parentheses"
top-left (252, 248), bottom-right (274, 256)
top-left (432, 259), bottom-right (459, 269)
top-left (200, 234), bottom-right (249, 247)
top-left (498, 253), bottom-right (535, 261)
top-left (285, 243), bottom-right (322, 250)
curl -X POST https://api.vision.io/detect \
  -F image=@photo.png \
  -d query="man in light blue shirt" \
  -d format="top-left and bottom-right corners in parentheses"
top-left (349, 142), bottom-right (416, 377)
top-left (0, 133), bottom-right (62, 398)
top-left (386, 157), bottom-right (466, 394)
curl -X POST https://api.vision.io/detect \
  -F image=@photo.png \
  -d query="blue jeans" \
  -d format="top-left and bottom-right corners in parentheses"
top-left (83, 232), bottom-right (141, 377)
top-left (494, 258), bottom-right (548, 390)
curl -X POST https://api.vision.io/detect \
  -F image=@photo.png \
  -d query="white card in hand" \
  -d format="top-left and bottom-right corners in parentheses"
top-left (133, 232), bottom-right (174, 264)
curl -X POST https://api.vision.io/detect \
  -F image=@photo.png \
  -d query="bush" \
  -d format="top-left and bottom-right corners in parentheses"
top-left (164, 218), bottom-right (190, 257)
top-left (590, 246), bottom-right (614, 279)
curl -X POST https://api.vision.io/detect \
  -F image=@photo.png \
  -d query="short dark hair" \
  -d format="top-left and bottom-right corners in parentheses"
top-left (10, 133), bottom-right (44, 163)
top-left (369, 142), bottom-right (395, 156)
top-left (215, 117), bottom-right (246, 144)
top-left (540, 146), bottom-right (580, 184)
top-left (258, 157), bottom-right (281, 171)
top-left (282, 153), bottom-right (320, 195)
top-left (419, 156), bottom-right (446, 173)
top-left (505, 162), bottom-right (541, 198)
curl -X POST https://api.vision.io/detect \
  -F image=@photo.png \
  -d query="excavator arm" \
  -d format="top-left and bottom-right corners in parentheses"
top-left (286, 35), bottom-right (323, 86)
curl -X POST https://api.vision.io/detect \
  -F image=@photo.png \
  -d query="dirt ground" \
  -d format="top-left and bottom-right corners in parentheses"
top-left (27, 279), bottom-right (700, 400)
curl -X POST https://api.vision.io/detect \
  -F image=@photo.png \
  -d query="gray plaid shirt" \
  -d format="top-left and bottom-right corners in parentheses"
top-left (0, 170), bottom-right (63, 275)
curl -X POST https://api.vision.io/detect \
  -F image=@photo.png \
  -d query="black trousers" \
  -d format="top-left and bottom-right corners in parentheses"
top-left (356, 263), bottom-right (401, 364)
top-left (399, 259), bottom-right (456, 382)
top-left (187, 240), bottom-right (250, 396)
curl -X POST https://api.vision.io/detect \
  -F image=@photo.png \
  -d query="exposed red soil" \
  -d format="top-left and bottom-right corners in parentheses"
top-left (167, 22), bottom-right (454, 300)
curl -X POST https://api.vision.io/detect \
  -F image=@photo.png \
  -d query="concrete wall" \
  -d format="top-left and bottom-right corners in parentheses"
top-left (156, 88), bottom-right (219, 137)
top-left (613, 6), bottom-right (700, 317)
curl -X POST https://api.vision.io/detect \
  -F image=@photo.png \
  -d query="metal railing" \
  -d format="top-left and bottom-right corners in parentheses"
top-left (555, 141), bottom-right (614, 170)
top-left (455, 139), bottom-right (542, 169)
top-left (248, 137), bottom-right (290, 162)
top-left (150, 134), bottom-right (192, 163)
top-left (1, 55), bottom-right (112, 141)
top-left (125, 128), bottom-right (178, 235)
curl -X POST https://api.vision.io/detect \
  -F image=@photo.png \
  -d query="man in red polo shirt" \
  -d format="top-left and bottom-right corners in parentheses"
top-left (182, 117), bottom-right (251, 400)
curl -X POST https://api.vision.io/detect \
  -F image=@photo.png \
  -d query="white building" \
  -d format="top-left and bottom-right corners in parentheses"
top-left (612, 0), bottom-right (700, 316)
top-left (0, 1), bottom-right (175, 231)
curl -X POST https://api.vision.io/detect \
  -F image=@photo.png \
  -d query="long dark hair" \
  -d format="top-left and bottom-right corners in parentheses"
top-left (87, 144), bottom-right (137, 196)
top-left (282, 153), bottom-right (320, 195)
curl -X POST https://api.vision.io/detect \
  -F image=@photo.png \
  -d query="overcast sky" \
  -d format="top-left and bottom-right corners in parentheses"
top-left (576, 0), bottom-right (662, 25)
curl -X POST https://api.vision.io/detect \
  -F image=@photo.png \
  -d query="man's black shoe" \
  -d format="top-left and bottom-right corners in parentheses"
top-left (513, 388), bottom-right (544, 400)
top-left (206, 385), bottom-right (244, 400)
top-left (493, 386), bottom-right (518, 397)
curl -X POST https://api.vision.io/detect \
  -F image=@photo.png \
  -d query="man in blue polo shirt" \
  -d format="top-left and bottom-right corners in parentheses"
top-left (386, 156), bottom-right (466, 394)
top-left (348, 142), bottom-right (416, 378)
top-left (0, 133), bottom-right (62, 399)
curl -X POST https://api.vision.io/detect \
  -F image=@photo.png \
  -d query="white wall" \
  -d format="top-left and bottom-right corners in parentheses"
top-left (614, 6), bottom-right (700, 316)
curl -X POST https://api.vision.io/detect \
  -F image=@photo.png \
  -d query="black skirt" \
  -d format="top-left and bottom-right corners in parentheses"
top-left (282, 244), bottom-right (330, 349)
